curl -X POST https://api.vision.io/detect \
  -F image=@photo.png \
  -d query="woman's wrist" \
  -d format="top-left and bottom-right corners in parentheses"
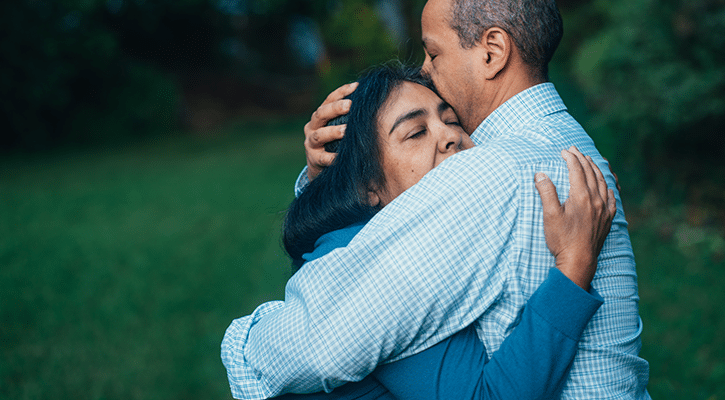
top-left (555, 252), bottom-right (596, 291)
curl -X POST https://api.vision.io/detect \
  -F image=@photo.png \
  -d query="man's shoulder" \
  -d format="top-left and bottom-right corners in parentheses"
top-left (462, 131), bottom-right (566, 174)
top-left (469, 106), bottom-right (594, 171)
top-left (405, 135), bottom-right (563, 214)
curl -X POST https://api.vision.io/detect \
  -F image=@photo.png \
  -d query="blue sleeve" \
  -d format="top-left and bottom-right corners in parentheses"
top-left (272, 376), bottom-right (394, 400)
top-left (372, 268), bottom-right (603, 400)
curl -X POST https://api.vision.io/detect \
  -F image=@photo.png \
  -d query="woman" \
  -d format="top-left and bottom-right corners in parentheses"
top-left (283, 65), bottom-right (475, 269)
top-left (222, 64), bottom-right (615, 399)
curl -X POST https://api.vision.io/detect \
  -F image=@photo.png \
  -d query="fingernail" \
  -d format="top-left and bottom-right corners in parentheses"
top-left (340, 125), bottom-right (346, 134)
top-left (535, 172), bottom-right (548, 182)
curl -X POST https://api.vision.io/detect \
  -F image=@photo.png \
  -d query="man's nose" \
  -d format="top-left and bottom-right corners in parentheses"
top-left (421, 58), bottom-right (432, 77)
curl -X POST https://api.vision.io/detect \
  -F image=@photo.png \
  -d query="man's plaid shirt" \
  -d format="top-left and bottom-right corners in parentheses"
top-left (222, 83), bottom-right (650, 399)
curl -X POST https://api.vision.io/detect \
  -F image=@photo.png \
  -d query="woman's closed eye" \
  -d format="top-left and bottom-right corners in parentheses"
top-left (446, 120), bottom-right (461, 127)
top-left (409, 129), bottom-right (426, 140)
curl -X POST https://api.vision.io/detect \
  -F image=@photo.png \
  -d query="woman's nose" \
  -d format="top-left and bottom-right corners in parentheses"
top-left (438, 126), bottom-right (462, 153)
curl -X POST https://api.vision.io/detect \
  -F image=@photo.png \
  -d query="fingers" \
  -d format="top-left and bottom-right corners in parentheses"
top-left (603, 157), bottom-right (622, 192)
top-left (322, 81), bottom-right (358, 106)
top-left (567, 146), bottom-right (599, 198)
top-left (535, 172), bottom-right (562, 218)
top-left (565, 147), bottom-right (617, 221)
top-left (308, 99), bottom-right (352, 131)
top-left (316, 151), bottom-right (337, 167)
top-left (607, 188), bottom-right (617, 217)
top-left (308, 82), bottom-right (358, 130)
top-left (561, 148), bottom-right (586, 194)
top-left (304, 123), bottom-right (346, 149)
top-left (586, 155), bottom-right (608, 204)
top-left (306, 149), bottom-right (338, 180)
top-left (302, 82), bottom-right (358, 180)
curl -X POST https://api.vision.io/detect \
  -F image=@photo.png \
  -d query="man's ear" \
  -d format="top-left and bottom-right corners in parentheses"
top-left (479, 27), bottom-right (511, 80)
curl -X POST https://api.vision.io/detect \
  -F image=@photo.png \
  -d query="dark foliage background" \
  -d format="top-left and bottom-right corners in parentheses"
top-left (2, 0), bottom-right (723, 181)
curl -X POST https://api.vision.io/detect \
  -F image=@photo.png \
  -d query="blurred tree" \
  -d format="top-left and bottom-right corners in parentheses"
top-left (318, 0), bottom-right (400, 94)
top-left (564, 0), bottom-right (725, 170)
top-left (0, 0), bottom-right (186, 150)
top-left (0, 0), bottom-right (423, 149)
top-left (4, 0), bottom-right (721, 171)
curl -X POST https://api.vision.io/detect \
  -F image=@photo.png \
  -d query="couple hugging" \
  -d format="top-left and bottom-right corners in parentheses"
top-left (223, 0), bottom-right (650, 398)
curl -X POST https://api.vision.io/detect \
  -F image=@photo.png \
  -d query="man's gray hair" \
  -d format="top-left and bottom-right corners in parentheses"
top-left (449, 0), bottom-right (563, 79)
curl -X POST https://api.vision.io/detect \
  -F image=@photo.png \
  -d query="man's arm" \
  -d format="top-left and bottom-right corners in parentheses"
top-left (244, 144), bottom-right (523, 396)
top-left (222, 301), bottom-right (285, 400)
top-left (226, 151), bottom-right (610, 400)
top-left (234, 142), bottom-right (647, 399)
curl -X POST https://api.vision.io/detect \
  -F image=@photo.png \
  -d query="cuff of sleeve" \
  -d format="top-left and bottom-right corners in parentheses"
top-left (527, 268), bottom-right (604, 341)
top-left (221, 301), bottom-right (285, 399)
top-left (294, 167), bottom-right (310, 197)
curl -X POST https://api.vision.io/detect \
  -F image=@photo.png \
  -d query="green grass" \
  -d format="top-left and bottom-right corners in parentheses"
top-left (1, 120), bottom-right (723, 399)
top-left (1, 120), bottom-right (305, 399)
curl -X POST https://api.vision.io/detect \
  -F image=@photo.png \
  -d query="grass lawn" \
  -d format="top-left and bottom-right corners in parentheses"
top-left (1, 119), bottom-right (723, 399)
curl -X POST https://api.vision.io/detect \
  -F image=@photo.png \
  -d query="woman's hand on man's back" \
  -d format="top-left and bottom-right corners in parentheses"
top-left (534, 146), bottom-right (617, 291)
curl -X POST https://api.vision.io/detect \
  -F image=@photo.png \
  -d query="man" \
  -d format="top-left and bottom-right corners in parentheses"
top-left (223, 0), bottom-right (650, 398)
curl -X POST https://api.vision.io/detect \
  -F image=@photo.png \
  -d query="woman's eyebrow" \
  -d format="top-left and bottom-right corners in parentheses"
top-left (389, 108), bottom-right (426, 135)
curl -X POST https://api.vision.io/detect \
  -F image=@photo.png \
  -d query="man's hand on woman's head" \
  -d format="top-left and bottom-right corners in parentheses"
top-left (303, 82), bottom-right (358, 180)
top-left (534, 146), bottom-right (617, 291)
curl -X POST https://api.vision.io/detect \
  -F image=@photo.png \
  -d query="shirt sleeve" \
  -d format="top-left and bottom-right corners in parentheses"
top-left (243, 145), bottom-right (523, 397)
top-left (222, 301), bottom-right (286, 399)
top-left (373, 268), bottom-right (604, 400)
top-left (294, 167), bottom-right (310, 197)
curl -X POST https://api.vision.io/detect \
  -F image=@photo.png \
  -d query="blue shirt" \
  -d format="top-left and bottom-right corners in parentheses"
top-left (267, 220), bottom-right (603, 400)
top-left (222, 83), bottom-right (650, 399)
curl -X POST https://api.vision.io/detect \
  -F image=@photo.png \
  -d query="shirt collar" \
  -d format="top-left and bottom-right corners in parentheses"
top-left (470, 82), bottom-right (567, 143)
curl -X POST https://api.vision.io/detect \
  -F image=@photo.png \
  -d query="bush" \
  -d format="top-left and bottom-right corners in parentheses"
top-left (565, 0), bottom-right (725, 167)
top-left (0, 1), bottom-right (184, 150)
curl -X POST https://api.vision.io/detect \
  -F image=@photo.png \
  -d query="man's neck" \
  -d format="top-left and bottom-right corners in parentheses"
top-left (482, 73), bottom-right (544, 122)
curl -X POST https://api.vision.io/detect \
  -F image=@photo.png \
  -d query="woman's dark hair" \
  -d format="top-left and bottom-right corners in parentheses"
top-left (283, 63), bottom-right (434, 271)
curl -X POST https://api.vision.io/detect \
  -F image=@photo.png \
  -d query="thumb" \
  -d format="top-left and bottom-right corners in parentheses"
top-left (535, 172), bottom-right (562, 217)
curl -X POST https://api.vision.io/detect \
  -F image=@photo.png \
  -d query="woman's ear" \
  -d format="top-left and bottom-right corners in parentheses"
top-left (479, 27), bottom-right (511, 80)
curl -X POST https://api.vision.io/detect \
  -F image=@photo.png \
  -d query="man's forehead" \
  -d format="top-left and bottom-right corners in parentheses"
top-left (422, 0), bottom-right (451, 36)
top-left (423, 0), bottom-right (451, 20)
